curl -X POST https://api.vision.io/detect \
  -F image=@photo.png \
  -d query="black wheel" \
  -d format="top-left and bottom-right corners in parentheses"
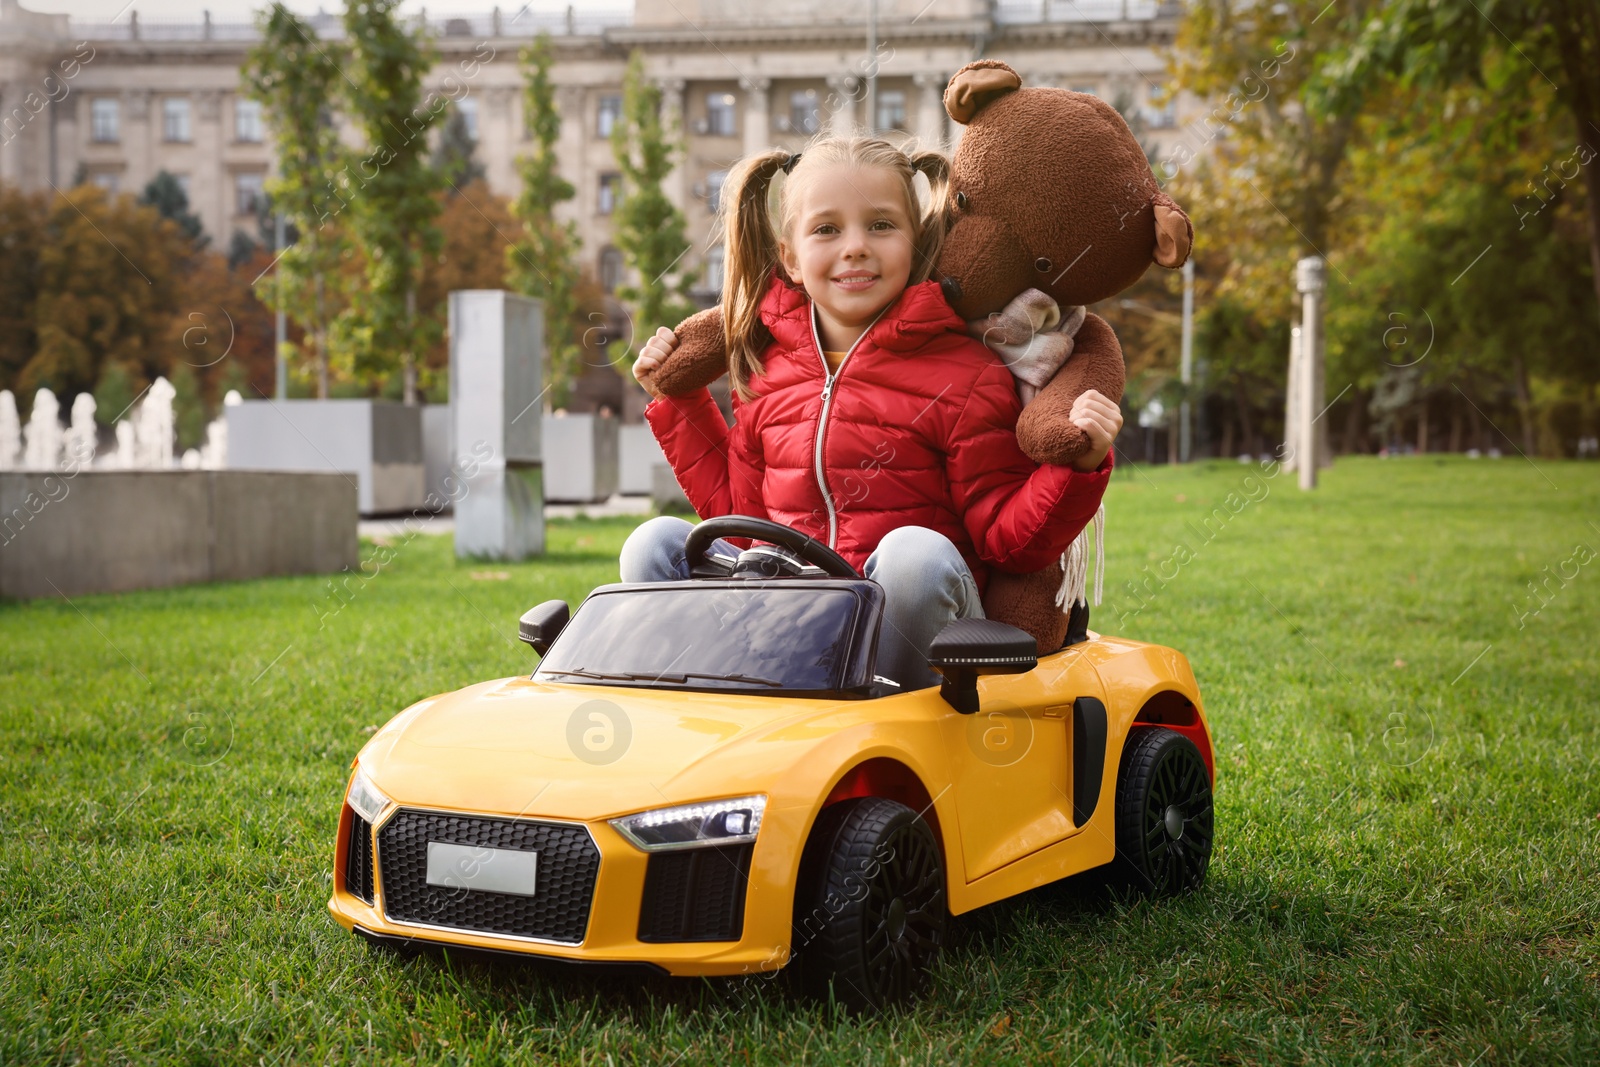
top-left (792, 797), bottom-right (946, 1012)
top-left (1114, 728), bottom-right (1214, 895)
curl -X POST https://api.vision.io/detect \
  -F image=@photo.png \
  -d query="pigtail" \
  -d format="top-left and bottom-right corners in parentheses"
top-left (908, 149), bottom-right (950, 285)
top-left (721, 148), bottom-right (791, 403)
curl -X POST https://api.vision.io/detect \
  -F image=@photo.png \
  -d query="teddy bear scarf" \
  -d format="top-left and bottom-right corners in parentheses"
top-left (963, 288), bottom-right (1088, 405)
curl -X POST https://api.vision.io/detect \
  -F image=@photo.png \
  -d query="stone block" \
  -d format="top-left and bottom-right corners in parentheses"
top-left (619, 422), bottom-right (666, 495)
top-left (226, 399), bottom-right (424, 515)
top-left (0, 470), bottom-right (356, 599)
top-left (449, 290), bottom-right (547, 559)
top-left (650, 462), bottom-right (693, 514)
top-left (544, 413), bottom-right (619, 503)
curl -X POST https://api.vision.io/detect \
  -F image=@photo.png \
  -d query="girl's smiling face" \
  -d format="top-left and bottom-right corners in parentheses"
top-left (779, 163), bottom-right (917, 352)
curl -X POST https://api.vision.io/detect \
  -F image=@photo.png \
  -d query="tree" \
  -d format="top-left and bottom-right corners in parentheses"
top-left (92, 360), bottom-right (136, 427)
top-left (1169, 1), bottom-right (1381, 254)
top-left (1325, 0), bottom-right (1600, 319)
top-left (226, 230), bottom-right (258, 270)
top-left (1326, 65), bottom-right (1598, 456)
top-left (0, 184), bottom-right (47, 393)
top-left (139, 170), bottom-right (207, 248)
top-left (168, 362), bottom-right (207, 451)
top-left (432, 104), bottom-right (486, 190)
top-left (608, 49), bottom-right (696, 373)
top-left (1165, 1), bottom-right (1384, 448)
top-left (508, 33), bottom-right (586, 409)
top-left (163, 243), bottom-right (282, 413)
top-left (333, 0), bottom-right (446, 405)
top-left (243, 2), bottom-right (348, 398)
top-left (25, 186), bottom-right (185, 400)
top-left (417, 178), bottom-right (514, 399)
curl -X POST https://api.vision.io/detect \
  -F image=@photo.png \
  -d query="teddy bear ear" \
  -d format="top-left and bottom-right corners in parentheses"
top-left (1152, 192), bottom-right (1194, 268)
top-left (944, 61), bottom-right (1022, 125)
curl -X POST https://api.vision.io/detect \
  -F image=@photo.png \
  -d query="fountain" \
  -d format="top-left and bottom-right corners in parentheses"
top-left (1, 382), bottom-right (354, 600)
top-left (199, 389), bottom-right (240, 470)
top-left (0, 390), bottom-right (18, 470)
top-left (65, 393), bottom-right (97, 468)
top-left (114, 420), bottom-right (136, 469)
top-left (22, 388), bottom-right (62, 470)
top-left (134, 377), bottom-right (176, 470)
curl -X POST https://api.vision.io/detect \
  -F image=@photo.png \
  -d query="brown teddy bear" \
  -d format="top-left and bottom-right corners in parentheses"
top-left (650, 59), bottom-right (1192, 653)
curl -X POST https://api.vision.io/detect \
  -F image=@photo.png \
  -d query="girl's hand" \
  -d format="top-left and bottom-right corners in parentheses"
top-left (633, 327), bottom-right (678, 400)
top-left (1067, 389), bottom-right (1123, 472)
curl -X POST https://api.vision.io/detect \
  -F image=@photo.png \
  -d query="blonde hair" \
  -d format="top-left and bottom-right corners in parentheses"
top-left (719, 136), bottom-right (950, 402)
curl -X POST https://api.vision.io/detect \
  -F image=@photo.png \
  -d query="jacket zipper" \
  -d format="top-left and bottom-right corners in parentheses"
top-left (808, 302), bottom-right (889, 548)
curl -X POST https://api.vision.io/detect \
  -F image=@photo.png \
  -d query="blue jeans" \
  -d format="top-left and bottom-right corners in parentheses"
top-left (618, 516), bottom-right (984, 692)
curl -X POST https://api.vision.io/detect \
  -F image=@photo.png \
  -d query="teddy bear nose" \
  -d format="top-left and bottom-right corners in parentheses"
top-left (940, 275), bottom-right (964, 304)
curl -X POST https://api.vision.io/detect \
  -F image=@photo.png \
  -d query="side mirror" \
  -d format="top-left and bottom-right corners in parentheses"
top-left (518, 600), bottom-right (570, 656)
top-left (928, 618), bottom-right (1037, 714)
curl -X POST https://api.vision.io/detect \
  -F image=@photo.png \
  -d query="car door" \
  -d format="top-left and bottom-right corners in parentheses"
top-left (939, 647), bottom-right (1109, 881)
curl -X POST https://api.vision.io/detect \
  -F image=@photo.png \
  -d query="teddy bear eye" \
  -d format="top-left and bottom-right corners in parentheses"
top-left (1035, 257), bottom-right (1053, 273)
top-left (954, 191), bottom-right (969, 211)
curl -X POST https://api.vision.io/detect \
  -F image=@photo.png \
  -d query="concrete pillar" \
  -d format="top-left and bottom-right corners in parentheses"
top-left (554, 85), bottom-right (586, 233)
top-left (912, 72), bottom-right (945, 150)
top-left (483, 86), bottom-right (516, 197)
top-left (449, 290), bottom-right (546, 559)
top-left (739, 75), bottom-right (770, 157)
top-left (1295, 256), bottom-right (1327, 490)
top-left (0, 81), bottom-right (24, 185)
top-left (654, 77), bottom-right (687, 214)
top-left (1282, 323), bottom-right (1300, 472)
top-left (1179, 257), bottom-right (1194, 462)
top-left (52, 89), bottom-right (80, 189)
top-left (195, 90), bottom-right (224, 244)
top-left (825, 74), bottom-right (859, 136)
top-left (124, 89), bottom-right (152, 194)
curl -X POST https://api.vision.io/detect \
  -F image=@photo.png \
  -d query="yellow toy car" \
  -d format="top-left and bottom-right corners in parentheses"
top-left (329, 516), bottom-right (1215, 1010)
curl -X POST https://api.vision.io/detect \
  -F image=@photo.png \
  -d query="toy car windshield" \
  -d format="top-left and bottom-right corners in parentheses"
top-left (533, 581), bottom-right (882, 696)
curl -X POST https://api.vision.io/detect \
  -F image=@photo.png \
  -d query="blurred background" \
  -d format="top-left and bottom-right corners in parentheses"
top-left (0, 0), bottom-right (1595, 463)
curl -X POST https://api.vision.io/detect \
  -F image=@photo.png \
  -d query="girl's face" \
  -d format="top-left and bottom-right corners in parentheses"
top-left (779, 163), bottom-right (917, 346)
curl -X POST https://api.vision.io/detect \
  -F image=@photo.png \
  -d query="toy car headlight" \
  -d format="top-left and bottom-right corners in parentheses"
top-left (609, 795), bottom-right (766, 852)
top-left (345, 765), bottom-right (392, 823)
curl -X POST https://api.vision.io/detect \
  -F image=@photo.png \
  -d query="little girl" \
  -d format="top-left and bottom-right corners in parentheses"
top-left (624, 136), bottom-right (1121, 692)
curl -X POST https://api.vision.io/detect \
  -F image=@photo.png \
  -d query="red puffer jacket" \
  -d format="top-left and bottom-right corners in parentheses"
top-left (644, 275), bottom-right (1113, 598)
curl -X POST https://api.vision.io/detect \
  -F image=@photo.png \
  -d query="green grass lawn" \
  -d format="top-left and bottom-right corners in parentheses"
top-left (2, 456), bottom-right (1597, 1065)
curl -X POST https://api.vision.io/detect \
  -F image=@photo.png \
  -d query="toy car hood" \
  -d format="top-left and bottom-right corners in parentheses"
top-left (354, 675), bottom-right (870, 821)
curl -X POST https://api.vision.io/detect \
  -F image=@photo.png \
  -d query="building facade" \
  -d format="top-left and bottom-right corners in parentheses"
top-left (2, 0), bottom-right (1195, 308)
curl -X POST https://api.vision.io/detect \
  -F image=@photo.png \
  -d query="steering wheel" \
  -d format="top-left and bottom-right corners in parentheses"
top-left (684, 515), bottom-right (861, 579)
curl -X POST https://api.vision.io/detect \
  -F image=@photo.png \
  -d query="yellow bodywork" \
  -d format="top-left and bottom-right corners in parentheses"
top-left (328, 632), bottom-right (1211, 976)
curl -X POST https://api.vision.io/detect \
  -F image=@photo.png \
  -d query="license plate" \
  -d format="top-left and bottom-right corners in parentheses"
top-left (425, 841), bottom-right (538, 897)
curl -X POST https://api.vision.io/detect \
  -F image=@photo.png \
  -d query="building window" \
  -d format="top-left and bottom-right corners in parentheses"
top-left (599, 246), bottom-right (623, 293)
top-left (706, 169), bottom-right (727, 213)
top-left (458, 97), bottom-right (479, 141)
top-left (163, 97), bottom-right (192, 142)
top-left (235, 97), bottom-right (262, 142)
top-left (597, 94), bottom-right (622, 138)
top-left (235, 172), bottom-right (264, 216)
top-left (705, 92), bottom-right (736, 137)
top-left (598, 172), bottom-right (621, 215)
top-left (1071, 84), bottom-right (1099, 98)
top-left (174, 174), bottom-right (191, 202)
top-left (703, 245), bottom-right (725, 294)
top-left (876, 89), bottom-right (906, 131)
top-left (90, 171), bottom-right (119, 193)
top-left (786, 89), bottom-right (819, 135)
top-left (91, 98), bottom-right (119, 142)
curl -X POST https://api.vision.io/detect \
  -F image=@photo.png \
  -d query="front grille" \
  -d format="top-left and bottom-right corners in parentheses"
top-left (376, 809), bottom-right (599, 944)
top-left (638, 843), bottom-right (753, 942)
top-left (345, 810), bottom-right (374, 904)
